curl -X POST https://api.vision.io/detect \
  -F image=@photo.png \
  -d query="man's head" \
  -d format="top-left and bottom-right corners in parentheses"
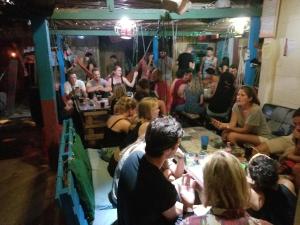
top-left (293, 108), bottom-right (300, 132)
top-left (159, 48), bottom-right (167, 58)
top-left (206, 47), bottom-right (214, 57)
top-left (229, 64), bottom-right (238, 78)
top-left (110, 55), bottom-right (118, 64)
top-left (145, 116), bottom-right (183, 158)
top-left (85, 52), bottom-right (93, 61)
top-left (68, 73), bottom-right (77, 86)
top-left (92, 68), bottom-right (101, 81)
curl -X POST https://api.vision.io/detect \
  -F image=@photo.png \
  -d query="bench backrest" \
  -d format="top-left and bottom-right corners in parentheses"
top-left (262, 104), bottom-right (296, 136)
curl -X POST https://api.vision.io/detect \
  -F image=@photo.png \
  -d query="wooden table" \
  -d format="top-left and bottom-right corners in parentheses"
top-left (75, 98), bottom-right (110, 147)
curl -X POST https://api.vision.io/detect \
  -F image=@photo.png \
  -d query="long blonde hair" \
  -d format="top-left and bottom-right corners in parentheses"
top-left (203, 151), bottom-right (249, 209)
top-left (138, 97), bottom-right (159, 121)
top-left (114, 96), bottom-right (137, 114)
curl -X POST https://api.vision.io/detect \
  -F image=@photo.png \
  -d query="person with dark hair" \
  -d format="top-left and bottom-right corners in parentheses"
top-left (229, 64), bottom-right (238, 79)
top-left (171, 68), bottom-right (193, 112)
top-left (117, 116), bottom-right (192, 225)
top-left (218, 56), bottom-right (230, 74)
top-left (158, 48), bottom-right (173, 86)
top-left (248, 154), bottom-right (296, 225)
top-left (212, 85), bottom-right (271, 146)
top-left (176, 45), bottom-right (195, 78)
top-left (254, 108), bottom-right (300, 155)
top-left (106, 54), bottom-right (119, 77)
top-left (199, 47), bottom-right (217, 80)
top-left (207, 71), bottom-right (236, 121)
top-left (85, 52), bottom-right (97, 75)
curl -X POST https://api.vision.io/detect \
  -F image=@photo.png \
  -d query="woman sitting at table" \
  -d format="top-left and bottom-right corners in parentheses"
top-left (107, 65), bottom-right (138, 91)
top-left (103, 96), bottom-right (137, 148)
top-left (108, 83), bottom-right (127, 114)
top-left (108, 97), bottom-right (160, 177)
top-left (181, 151), bottom-right (271, 225)
top-left (248, 154), bottom-right (296, 225)
top-left (211, 85), bottom-right (271, 146)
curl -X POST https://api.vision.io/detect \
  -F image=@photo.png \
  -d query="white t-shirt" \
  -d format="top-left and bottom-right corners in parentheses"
top-left (64, 80), bottom-right (86, 95)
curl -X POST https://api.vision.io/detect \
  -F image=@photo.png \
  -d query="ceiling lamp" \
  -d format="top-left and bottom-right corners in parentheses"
top-left (114, 17), bottom-right (137, 40)
top-left (230, 17), bottom-right (250, 35)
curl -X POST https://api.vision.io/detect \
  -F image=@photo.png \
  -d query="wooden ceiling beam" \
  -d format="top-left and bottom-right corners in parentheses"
top-left (51, 6), bottom-right (261, 20)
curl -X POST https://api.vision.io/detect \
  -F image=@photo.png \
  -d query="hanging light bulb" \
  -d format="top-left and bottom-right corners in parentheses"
top-left (114, 17), bottom-right (137, 39)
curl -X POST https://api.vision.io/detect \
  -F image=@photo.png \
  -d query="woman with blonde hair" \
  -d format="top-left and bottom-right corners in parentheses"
top-left (121, 97), bottom-right (159, 150)
top-left (109, 83), bottom-right (127, 114)
top-left (181, 151), bottom-right (271, 225)
top-left (103, 96), bottom-right (137, 148)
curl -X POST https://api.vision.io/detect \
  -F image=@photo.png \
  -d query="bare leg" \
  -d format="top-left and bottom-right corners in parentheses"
top-left (226, 132), bottom-right (262, 146)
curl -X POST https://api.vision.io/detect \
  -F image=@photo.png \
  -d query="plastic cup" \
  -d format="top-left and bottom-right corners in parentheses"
top-left (200, 135), bottom-right (209, 151)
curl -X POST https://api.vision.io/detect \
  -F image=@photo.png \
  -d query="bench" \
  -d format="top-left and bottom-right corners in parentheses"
top-left (56, 119), bottom-right (117, 225)
top-left (262, 103), bottom-right (296, 137)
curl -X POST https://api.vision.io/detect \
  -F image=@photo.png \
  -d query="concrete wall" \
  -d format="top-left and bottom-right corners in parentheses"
top-left (259, 0), bottom-right (300, 109)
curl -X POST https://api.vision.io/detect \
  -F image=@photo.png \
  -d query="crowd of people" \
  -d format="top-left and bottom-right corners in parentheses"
top-left (60, 48), bottom-right (300, 225)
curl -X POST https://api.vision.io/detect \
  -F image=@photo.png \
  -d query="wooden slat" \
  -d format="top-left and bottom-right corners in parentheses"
top-left (85, 133), bottom-right (104, 140)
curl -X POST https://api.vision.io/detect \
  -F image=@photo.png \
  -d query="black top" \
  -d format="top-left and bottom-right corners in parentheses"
top-left (120, 121), bottom-right (143, 150)
top-left (118, 155), bottom-right (178, 225)
top-left (248, 184), bottom-right (296, 225)
top-left (102, 118), bottom-right (128, 147)
top-left (117, 151), bottom-right (145, 225)
top-left (208, 72), bottom-right (235, 113)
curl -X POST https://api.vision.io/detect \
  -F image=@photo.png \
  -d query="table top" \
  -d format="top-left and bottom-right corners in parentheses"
top-left (75, 98), bottom-right (110, 112)
top-left (180, 126), bottom-right (223, 154)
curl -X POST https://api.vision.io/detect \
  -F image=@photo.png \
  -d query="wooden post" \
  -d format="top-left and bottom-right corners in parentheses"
top-left (31, 18), bottom-right (61, 161)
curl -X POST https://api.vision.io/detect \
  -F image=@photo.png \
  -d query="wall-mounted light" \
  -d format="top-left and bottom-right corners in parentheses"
top-left (10, 51), bottom-right (17, 58)
top-left (114, 17), bottom-right (137, 39)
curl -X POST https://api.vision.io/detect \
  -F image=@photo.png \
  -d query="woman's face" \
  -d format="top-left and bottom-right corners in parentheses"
top-left (236, 89), bottom-right (252, 107)
top-left (114, 67), bottom-right (122, 77)
top-left (151, 104), bottom-right (160, 119)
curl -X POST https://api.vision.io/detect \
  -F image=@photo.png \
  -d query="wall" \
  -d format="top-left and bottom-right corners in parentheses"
top-left (259, 0), bottom-right (300, 109)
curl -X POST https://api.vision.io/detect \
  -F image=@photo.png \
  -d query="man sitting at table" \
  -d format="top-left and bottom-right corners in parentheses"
top-left (63, 71), bottom-right (87, 111)
top-left (117, 116), bottom-right (194, 225)
top-left (86, 68), bottom-right (111, 98)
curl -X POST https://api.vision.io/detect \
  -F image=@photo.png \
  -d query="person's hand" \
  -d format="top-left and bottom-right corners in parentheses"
top-left (175, 148), bottom-right (185, 159)
top-left (180, 174), bottom-right (196, 209)
top-left (133, 71), bottom-right (138, 79)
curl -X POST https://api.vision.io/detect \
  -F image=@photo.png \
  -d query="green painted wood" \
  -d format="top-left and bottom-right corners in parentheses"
top-left (51, 6), bottom-right (261, 20)
top-left (32, 18), bottom-right (56, 100)
top-left (107, 0), bottom-right (114, 12)
top-left (50, 29), bottom-right (214, 37)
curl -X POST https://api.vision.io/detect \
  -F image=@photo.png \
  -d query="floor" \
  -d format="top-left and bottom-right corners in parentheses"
top-left (0, 117), bottom-right (62, 225)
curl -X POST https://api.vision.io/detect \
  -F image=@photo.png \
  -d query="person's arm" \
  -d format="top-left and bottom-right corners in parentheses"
top-left (286, 151), bottom-right (300, 163)
top-left (199, 94), bottom-right (204, 105)
top-left (177, 83), bottom-right (187, 99)
top-left (75, 56), bottom-right (93, 79)
top-left (162, 202), bottom-right (184, 221)
top-left (248, 187), bottom-right (264, 211)
top-left (138, 122), bottom-right (149, 137)
top-left (199, 56), bottom-right (204, 76)
top-left (278, 177), bottom-right (296, 196)
top-left (211, 110), bottom-right (238, 130)
top-left (123, 71), bottom-right (138, 87)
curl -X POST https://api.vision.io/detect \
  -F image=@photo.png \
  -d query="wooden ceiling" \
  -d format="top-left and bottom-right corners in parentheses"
top-left (0, 0), bottom-right (263, 41)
